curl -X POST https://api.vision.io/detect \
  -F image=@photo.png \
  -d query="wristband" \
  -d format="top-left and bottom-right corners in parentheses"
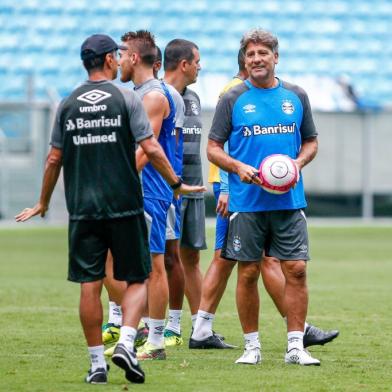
top-left (170, 177), bottom-right (182, 190)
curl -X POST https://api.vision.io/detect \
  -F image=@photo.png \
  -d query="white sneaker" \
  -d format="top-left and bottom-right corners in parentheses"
top-left (284, 348), bottom-right (320, 366)
top-left (235, 345), bottom-right (262, 365)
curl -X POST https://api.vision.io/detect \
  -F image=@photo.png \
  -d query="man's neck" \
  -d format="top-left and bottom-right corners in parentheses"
top-left (88, 70), bottom-right (111, 81)
top-left (133, 66), bottom-right (155, 86)
top-left (163, 71), bottom-right (187, 94)
top-left (249, 75), bottom-right (278, 89)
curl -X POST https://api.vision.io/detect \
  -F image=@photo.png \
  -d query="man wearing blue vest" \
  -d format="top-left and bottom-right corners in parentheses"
top-left (207, 28), bottom-right (321, 366)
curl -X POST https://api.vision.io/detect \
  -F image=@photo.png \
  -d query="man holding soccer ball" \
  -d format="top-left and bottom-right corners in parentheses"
top-left (207, 28), bottom-right (320, 365)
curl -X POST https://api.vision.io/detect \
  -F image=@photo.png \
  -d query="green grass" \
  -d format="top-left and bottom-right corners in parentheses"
top-left (1, 225), bottom-right (392, 391)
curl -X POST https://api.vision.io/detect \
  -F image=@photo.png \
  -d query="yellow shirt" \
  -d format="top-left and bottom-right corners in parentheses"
top-left (208, 76), bottom-right (244, 183)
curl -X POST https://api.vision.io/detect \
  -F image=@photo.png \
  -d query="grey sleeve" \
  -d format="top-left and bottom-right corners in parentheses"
top-left (208, 93), bottom-right (234, 143)
top-left (174, 94), bottom-right (185, 129)
top-left (299, 90), bottom-right (318, 139)
top-left (125, 89), bottom-right (154, 142)
top-left (283, 81), bottom-right (318, 140)
top-left (50, 99), bottom-right (66, 148)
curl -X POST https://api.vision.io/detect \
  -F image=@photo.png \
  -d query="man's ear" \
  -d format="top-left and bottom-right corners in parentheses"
top-left (180, 59), bottom-right (188, 72)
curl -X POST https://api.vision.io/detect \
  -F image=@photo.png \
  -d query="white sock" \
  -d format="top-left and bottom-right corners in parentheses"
top-left (287, 331), bottom-right (304, 351)
top-left (118, 326), bottom-right (137, 352)
top-left (147, 318), bottom-right (165, 347)
top-left (192, 310), bottom-right (214, 341)
top-left (165, 309), bottom-right (182, 335)
top-left (88, 345), bottom-right (106, 371)
top-left (284, 317), bottom-right (309, 333)
top-left (191, 313), bottom-right (198, 328)
top-left (142, 317), bottom-right (149, 328)
top-left (244, 331), bottom-right (260, 349)
top-left (108, 301), bottom-right (122, 326)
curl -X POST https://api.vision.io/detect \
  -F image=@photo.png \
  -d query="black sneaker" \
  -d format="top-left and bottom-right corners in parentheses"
top-left (190, 327), bottom-right (225, 341)
top-left (85, 365), bottom-right (109, 384)
top-left (189, 333), bottom-right (237, 349)
top-left (112, 343), bottom-right (145, 384)
top-left (213, 330), bottom-right (225, 341)
top-left (303, 324), bottom-right (339, 348)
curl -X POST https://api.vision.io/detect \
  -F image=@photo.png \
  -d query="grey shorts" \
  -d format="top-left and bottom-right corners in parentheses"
top-left (221, 209), bottom-right (309, 262)
top-left (180, 198), bottom-right (207, 250)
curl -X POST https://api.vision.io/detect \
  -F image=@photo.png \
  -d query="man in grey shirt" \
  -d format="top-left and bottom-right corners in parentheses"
top-left (16, 34), bottom-right (198, 384)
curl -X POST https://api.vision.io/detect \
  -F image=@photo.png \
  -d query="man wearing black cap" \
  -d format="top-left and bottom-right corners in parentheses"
top-left (15, 33), bottom-right (201, 385)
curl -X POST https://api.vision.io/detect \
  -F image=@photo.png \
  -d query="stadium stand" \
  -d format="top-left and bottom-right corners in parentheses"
top-left (0, 0), bottom-right (391, 109)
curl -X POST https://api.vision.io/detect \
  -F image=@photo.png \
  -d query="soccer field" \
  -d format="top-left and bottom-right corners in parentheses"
top-left (1, 225), bottom-right (392, 392)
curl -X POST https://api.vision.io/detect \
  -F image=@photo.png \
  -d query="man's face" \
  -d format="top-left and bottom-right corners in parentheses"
top-left (118, 42), bottom-right (136, 82)
top-left (184, 48), bottom-right (201, 85)
top-left (244, 42), bottom-right (278, 84)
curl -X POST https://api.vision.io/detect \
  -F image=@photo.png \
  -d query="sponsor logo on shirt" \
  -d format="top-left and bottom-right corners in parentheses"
top-left (243, 104), bottom-right (256, 113)
top-left (282, 100), bottom-right (295, 114)
top-left (65, 115), bottom-right (122, 131)
top-left (77, 89), bottom-right (112, 105)
top-left (72, 132), bottom-right (117, 145)
top-left (242, 122), bottom-right (296, 137)
top-left (183, 126), bottom-right (202, 135)
top-left (79, 104), bottom-right (107, 113)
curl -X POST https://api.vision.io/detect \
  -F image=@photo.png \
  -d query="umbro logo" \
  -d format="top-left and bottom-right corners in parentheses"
top-left (77, 89), bottom-right (112, 105)
top-left (243, 104), bottom-right (256, 113)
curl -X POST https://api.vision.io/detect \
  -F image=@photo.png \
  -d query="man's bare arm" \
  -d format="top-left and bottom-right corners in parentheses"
top-left (207, 139), bottom-right (262, 185)
top-left (136, 91), bottom-right (168, 172)
top-left (294, 137), bottom-right (318, 170)
top-left (15, 147), bottom-right (62, 222)
top-left (139, 136), bottom-right (206, 197)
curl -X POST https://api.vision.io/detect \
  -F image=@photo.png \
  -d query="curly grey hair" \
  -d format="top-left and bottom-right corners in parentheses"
top-left (240, 28), bottom-right (279, 54)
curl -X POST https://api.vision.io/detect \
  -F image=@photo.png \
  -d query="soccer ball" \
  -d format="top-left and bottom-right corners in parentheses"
top-left (259, 154), bottom-right (298, 194)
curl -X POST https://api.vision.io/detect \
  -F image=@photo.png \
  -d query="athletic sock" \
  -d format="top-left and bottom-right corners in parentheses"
top-left (165, 309), bottom-right (182, 335)
top-left (287, 331), bottom-right (304, 351)
top-left (118, 326), bottom-right (137, 352)
top-left (244, 331), bottom-right (261, 349)
top-left (88, 345), bottom-right (106, 371)
top-left (192, 310), bottom-right (214, 341)
top-left (191, 313), bottom-right (198, 329)
top-left (147, 318), bottom-right (165, 347)
top-left (108, 301), bottom-right (122, 326)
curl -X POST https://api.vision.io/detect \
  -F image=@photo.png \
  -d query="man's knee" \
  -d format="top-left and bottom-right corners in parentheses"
top-left (284, 261), bottom-right (307, 282)
top-left (180, 247), bottom-right (200, 266)
top-left (238, 262), bottom-right (260, 286)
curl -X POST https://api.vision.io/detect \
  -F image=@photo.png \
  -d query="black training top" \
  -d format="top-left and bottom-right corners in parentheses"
top-left (51, 80), bottom-right (153, 220)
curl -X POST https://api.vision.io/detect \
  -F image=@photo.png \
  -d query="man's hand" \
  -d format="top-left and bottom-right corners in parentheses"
top-left (173, 184), bottom-right (206, 199)
top-left (216, 193), bottom-right (229, 217)
top-left (15, 203), bottom-right (48, 222)
top-left (237, 163), bottom-right (263, 186)
top-left (292, 159), bottom-right (301, 187)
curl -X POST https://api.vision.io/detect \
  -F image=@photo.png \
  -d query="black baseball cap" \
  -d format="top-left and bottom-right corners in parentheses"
top-left (80, 34), bottom-right (127, 60)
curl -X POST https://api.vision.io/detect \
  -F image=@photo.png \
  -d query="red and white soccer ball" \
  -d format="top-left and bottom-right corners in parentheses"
top-left (259, 154), bottom-right (298, 194)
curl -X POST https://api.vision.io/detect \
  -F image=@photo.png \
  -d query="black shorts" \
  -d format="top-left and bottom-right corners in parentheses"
top-left (68, 214), bottom-right (151, 283)
top-left (180, 198), bottom-right (207, 250)
top-left (221, 209), bottom-right (309, 262)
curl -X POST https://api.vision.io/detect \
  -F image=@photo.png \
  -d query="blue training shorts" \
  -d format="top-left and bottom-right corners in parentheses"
top-left (166, 197), bottom-right (182, 240)
top-left (144, 197), bottom-right (171, 254)
top-left (213, 182), bottom-right (229, 251)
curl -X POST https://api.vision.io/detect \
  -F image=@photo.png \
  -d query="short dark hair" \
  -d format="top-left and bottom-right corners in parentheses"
top-left (237, 49), bottom-right (245, 72)
top-left (164, 39), bottom-right (199, 71)
top-left (155, 46), bottom-right (162, 63)
top-left (121, 30), bottom-right (156, 66)
top-left (82, 52), bottom-right (112, 73)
